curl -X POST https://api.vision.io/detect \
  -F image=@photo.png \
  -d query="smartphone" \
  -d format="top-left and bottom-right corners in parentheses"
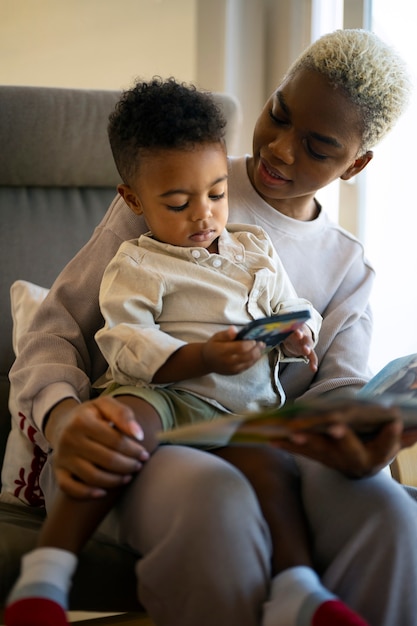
top-left (235, 310), bottom-right (311, 348)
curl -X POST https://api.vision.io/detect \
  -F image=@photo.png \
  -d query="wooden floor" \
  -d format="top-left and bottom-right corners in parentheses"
top-left (68, 612), bottom-right (149, 625)
top-left (0, 610), bottom-right (155, 625)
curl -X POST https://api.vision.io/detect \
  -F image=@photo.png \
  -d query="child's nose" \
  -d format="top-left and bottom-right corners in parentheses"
top-left (191, 199), bottom-right (212, 221)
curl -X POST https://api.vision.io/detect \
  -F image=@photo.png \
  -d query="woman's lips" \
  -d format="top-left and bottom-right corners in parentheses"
top-left (259, 158), bottom-right (290, 186)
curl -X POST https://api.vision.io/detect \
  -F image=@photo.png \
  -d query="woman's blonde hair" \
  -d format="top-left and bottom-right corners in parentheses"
top-left (285, 29), bottom-right (412, 154)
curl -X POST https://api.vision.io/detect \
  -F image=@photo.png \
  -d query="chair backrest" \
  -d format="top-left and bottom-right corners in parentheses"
top-left (0, 84), bottom-right (242, 475)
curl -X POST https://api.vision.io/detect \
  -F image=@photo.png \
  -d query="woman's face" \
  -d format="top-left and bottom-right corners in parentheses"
top-left (249, 68), bottom-right (371, 218)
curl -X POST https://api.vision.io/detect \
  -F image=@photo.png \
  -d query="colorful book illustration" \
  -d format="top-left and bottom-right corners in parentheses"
top-left (157, 353), bottom-right (417, 447)
top-left (235, 309), bottom-right (311, 347)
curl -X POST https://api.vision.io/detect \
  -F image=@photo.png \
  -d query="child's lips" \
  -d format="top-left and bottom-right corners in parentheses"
top-left (190, 229), bottom-right (215, 242)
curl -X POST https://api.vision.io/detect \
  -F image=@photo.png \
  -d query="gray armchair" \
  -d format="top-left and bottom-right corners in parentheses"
top-left (0, 84), bottom-right (241, 623)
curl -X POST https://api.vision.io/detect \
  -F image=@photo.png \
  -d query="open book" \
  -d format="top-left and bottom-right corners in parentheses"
top-left (157, 353), bottom-right (417, 447)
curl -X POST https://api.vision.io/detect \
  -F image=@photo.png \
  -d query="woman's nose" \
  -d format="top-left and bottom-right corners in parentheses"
top-left (269, 129), bottom-right (295, 164)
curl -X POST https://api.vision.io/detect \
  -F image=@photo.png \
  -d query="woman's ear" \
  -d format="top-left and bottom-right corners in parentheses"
top-left (117, 184), bottom-right (143, 215)
top-left (340, 151), bottom-right (374, 181)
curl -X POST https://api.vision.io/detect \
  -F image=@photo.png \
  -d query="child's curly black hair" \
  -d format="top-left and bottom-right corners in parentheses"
top-left (108, 76), bottom-right (227, 185)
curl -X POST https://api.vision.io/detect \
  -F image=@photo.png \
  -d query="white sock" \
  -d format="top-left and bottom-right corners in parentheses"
top-left (7, 547), bottom-right (78, 608)
top-left (262, 566), bottom-right (334, 626)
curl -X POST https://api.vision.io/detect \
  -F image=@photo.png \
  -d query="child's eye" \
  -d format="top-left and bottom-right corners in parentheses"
top-left (167, 202), bottom-right (188, 211)
top-left (209, 192), bottom-right (226, 201)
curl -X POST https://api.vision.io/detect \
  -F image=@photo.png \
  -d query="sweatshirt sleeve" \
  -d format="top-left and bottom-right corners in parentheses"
top-left (303, 259), bottom-right (374, 399)
top-left (8, 195), bottom-right (146, 434)
top-left (265, 232), bottom-right (323, 346)
top-left (280, 246), bottom-right (374, 402)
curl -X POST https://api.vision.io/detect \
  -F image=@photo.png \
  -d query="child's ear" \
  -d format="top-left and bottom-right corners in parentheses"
top-left (340, 151), bottom-right (373, 181)
top-left (117, 184), bottom-right (143, 215)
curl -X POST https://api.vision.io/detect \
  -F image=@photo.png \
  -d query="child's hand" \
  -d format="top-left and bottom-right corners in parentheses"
top-left (202, 325), bottom-right (265, 375)
top-left (281, 324), bottom-right (318, 372)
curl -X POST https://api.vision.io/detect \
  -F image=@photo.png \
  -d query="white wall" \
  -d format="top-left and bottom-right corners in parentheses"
top-left (0, 0), bottom-right (314, 155)
top-left (0, 0), bottom-right (196, 90)
top-left (363, 1), bottom-right (417, 372)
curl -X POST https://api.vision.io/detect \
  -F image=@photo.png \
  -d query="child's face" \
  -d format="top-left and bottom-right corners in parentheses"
top-left (250, 68), bottom-right (371, 214)
top-left (121, 143), bottom-right (228, 251)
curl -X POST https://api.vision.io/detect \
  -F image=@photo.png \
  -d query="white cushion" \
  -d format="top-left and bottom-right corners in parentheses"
top-left (10, 280), bottom-right (49, 356)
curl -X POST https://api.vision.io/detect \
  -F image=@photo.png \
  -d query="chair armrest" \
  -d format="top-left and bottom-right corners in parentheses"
top-left (390, 444), bottom-right (417, 487)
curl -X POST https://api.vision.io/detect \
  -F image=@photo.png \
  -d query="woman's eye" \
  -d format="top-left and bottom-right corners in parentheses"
top-left (269, 110), bottom-right (287, 125)
top-left (306, 142), bottom-right (328, 160)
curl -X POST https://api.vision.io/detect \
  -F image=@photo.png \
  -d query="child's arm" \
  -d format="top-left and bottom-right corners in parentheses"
top-left (280, 324), bottom-right (318, 373)
top-left (152, 325), bottom-right (265, 384)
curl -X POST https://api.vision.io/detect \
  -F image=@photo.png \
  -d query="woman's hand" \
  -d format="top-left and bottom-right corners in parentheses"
top-left (45, 396), bottom-right (152, 499)
top-left (277, 418), bottom-right (402, 478)
top-left (237, 401), bottom-right (411, 478)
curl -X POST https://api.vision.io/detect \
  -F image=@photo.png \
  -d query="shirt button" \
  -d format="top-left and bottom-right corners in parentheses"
top-left (252, 289), bottom-right (260, 298)
top-left (235, 254), bottom-right (243, 262)
top-left (191, 250), bottom-right (201, 259)
top-left (212, 258), bottom-right (222, 268)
